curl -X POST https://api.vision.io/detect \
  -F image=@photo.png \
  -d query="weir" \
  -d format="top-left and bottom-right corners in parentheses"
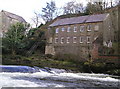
top-left (0, 65), bottom-right (119, 88)
top-left (0, 65), bottom-right (39, 73)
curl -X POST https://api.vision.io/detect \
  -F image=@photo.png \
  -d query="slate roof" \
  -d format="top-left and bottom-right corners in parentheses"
top-left (49, 13), bottom-right (109, 27)
top-left (1, 10), bottom-right (26, 23)
top-left (85, 14), bottom-right (109, 23)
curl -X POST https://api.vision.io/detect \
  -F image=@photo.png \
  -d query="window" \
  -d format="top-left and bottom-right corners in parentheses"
top-left (67, 27), bottom-right (70, 32)
top-left (55, 38), bottom-right (58, 43)
top-left (87, 25), bottom-right (92, 31)
top-left (80, 37), bottom-right (83, 43)
top-left (61, 37), bottom-right (64, 44)
top-left (73, 37), bottom-right (77, 43)
top-left (87, 36), bottom-right (90, 43)
top-left (108, 40), bottom-right (112, 48)
top-left (62, 27), bottom-right (65, 31)
top-left (56, 28), bottom-right (59, 33)
top-left (74, 26), bottom-right (77, 32)
top-left (80, 25), bottom-right (84, 32)
top-left (94, 25), bottom-right (99, 31)
top-left (67, 37), bottom-right (70, 43)
top-left (103, 41), bottom-right (107, 46)
top-left (109, 26), bottom-right (111, 30)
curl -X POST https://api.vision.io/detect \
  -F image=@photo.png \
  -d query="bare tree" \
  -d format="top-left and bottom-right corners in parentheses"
top-left (63, 1), bottom-right (75, 14)
top-left (63, 1), bottom-right (84, 14)
top-left (31, 12), bottom-right (42, 28)
top-left (74, 3), bottom-right (84, 13)
top-left (114, 0), bottom-right (120, 5)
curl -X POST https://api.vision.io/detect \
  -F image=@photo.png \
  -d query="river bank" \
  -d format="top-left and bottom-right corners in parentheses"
top-left (2, 54), bottom-right (120, 76)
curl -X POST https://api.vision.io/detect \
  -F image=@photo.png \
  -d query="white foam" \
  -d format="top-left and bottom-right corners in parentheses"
top-left (0, 73), bottom-right (40, 87)
top-left (57, 72), bottom-right (120, 82)
top-left (0, 70), bottom-right (119, 87)
top-left (0, 72), bottom-right (64, 87)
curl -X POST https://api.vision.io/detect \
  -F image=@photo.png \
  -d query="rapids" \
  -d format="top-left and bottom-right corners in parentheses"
top-left (0, 65), bottom-right (119, 88)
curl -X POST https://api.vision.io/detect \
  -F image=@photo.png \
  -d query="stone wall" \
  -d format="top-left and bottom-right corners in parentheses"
top-left (0, 10), bottom-right (26, 37)
top-left (104, 6), bottom-right (119, 42)
top-left (45, 45), bottom-right (55, 55)
top-left (45, 6), bottom-right (120, 60)
top-left (0, 12), bottom-right (2, 37)
top-left (45, 22), bottom-right (103, 60)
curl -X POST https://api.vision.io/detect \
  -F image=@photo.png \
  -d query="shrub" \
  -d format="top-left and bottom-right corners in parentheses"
top-left (53, 53), bottom-right (82, 63)
top-left (106, 69), bottom-right (120, 76)
top-left (45, 54), bottom-right (53, 58)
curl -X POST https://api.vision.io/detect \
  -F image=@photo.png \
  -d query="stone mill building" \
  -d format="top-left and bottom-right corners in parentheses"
top-left (0, 10), bottom-right (26, 37)
top-left (45, 5), bottom-right (120, 60)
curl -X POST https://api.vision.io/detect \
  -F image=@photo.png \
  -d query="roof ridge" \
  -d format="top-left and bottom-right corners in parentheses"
top-left (2, 10), bottom-right (20, 17)
top-left (1, 10), bottom-right (26, 23)
top-left (57, 13), bottom-right (108, 20)
top-left (49, 13), bottom-right (109, 27)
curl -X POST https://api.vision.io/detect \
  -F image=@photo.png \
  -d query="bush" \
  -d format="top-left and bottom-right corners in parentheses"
top-left (106, 69), bottom-right (120, 76)
top-left (53, 53), bottom-right (83, 63)
top-left (83, 58), bottom-right (120, 74)
top-left (45, 54), bottom-right (53, 58)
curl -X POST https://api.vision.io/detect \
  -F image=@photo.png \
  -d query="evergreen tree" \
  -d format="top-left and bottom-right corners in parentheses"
top-left (2, 23), bottom-right (29, 55)
top-left (42, 1), bottom-right (56, 22)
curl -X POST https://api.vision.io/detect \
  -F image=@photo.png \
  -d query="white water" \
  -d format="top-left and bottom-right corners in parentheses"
top-left (0, 66), bottom-right (120, 88)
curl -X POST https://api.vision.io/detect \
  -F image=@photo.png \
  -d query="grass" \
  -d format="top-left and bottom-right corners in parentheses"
top-left (2, 54), bottom-right (120, 75)
top-left (2, 54), bottom-right (82, 72)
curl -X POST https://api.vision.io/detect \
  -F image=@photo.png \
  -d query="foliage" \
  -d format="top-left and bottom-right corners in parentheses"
top-left (42, 1), bottom-right (56, 22)
top-left (98, 45), bottom-right (114, 55)
top-left (113, 42), bottom-right (120, 54)
top-left (2, 23), bottom-right (29, 55)
top-left (106, 69), bottom-right (120, 75)
top-left (25, 24), bottom-right (46, 54)
top-left (45, 54), bottom-right (53, 58)
top-left (98, 42), bottom-right (120, 55)
top-left (2, 53), bottom-right (120, 75)
top-left (83, 58), bottom-right (120, 75)
top-left (2, 54), bottom-right (81, 72)
top-left (84, 2), bottom-right (104, 15)
top-left (27, 28), bottom-right (38, 37)
top-left (53, 54), bottom-right (85, 63)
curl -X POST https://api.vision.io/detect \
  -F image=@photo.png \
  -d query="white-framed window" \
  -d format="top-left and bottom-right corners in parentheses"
top-left (61, 27), bottom-right (65, 32)
top-left (67, 27), bottom-right (71, 32)
top-left (80, 25), bottom-right (84, 32)
top-left (87, 36), bottom-right (90, 43)
top-left (73, 37), bottom-right (77, 43)
top-left (61, 37), bottom-right (64, 44)
top-left (87, 25), bottom-right (92, 31)
top-left (55, 28), bottom-right (59, 33)
top-left (74, 26), bottom-right (77, 32)
top-left (55, 38), bottom-right (58, 43)
top-left (108, 40), bottom-right (112, 47)
top-left (94, 25), bottom-right (99, 31)
top-left (80, 36), bottom-right (83, 43)
top-left (67, 37), bottom-right (70, 43)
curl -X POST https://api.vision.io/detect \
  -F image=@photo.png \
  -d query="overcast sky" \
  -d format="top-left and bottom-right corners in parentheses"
top-left (0, 0), bottom-right (86, 24)
top-left (0, 0), bottom-right (117, 26)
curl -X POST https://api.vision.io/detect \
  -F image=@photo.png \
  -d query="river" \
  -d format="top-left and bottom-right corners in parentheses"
top-left (0, 65), bottom-right (119, 88)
